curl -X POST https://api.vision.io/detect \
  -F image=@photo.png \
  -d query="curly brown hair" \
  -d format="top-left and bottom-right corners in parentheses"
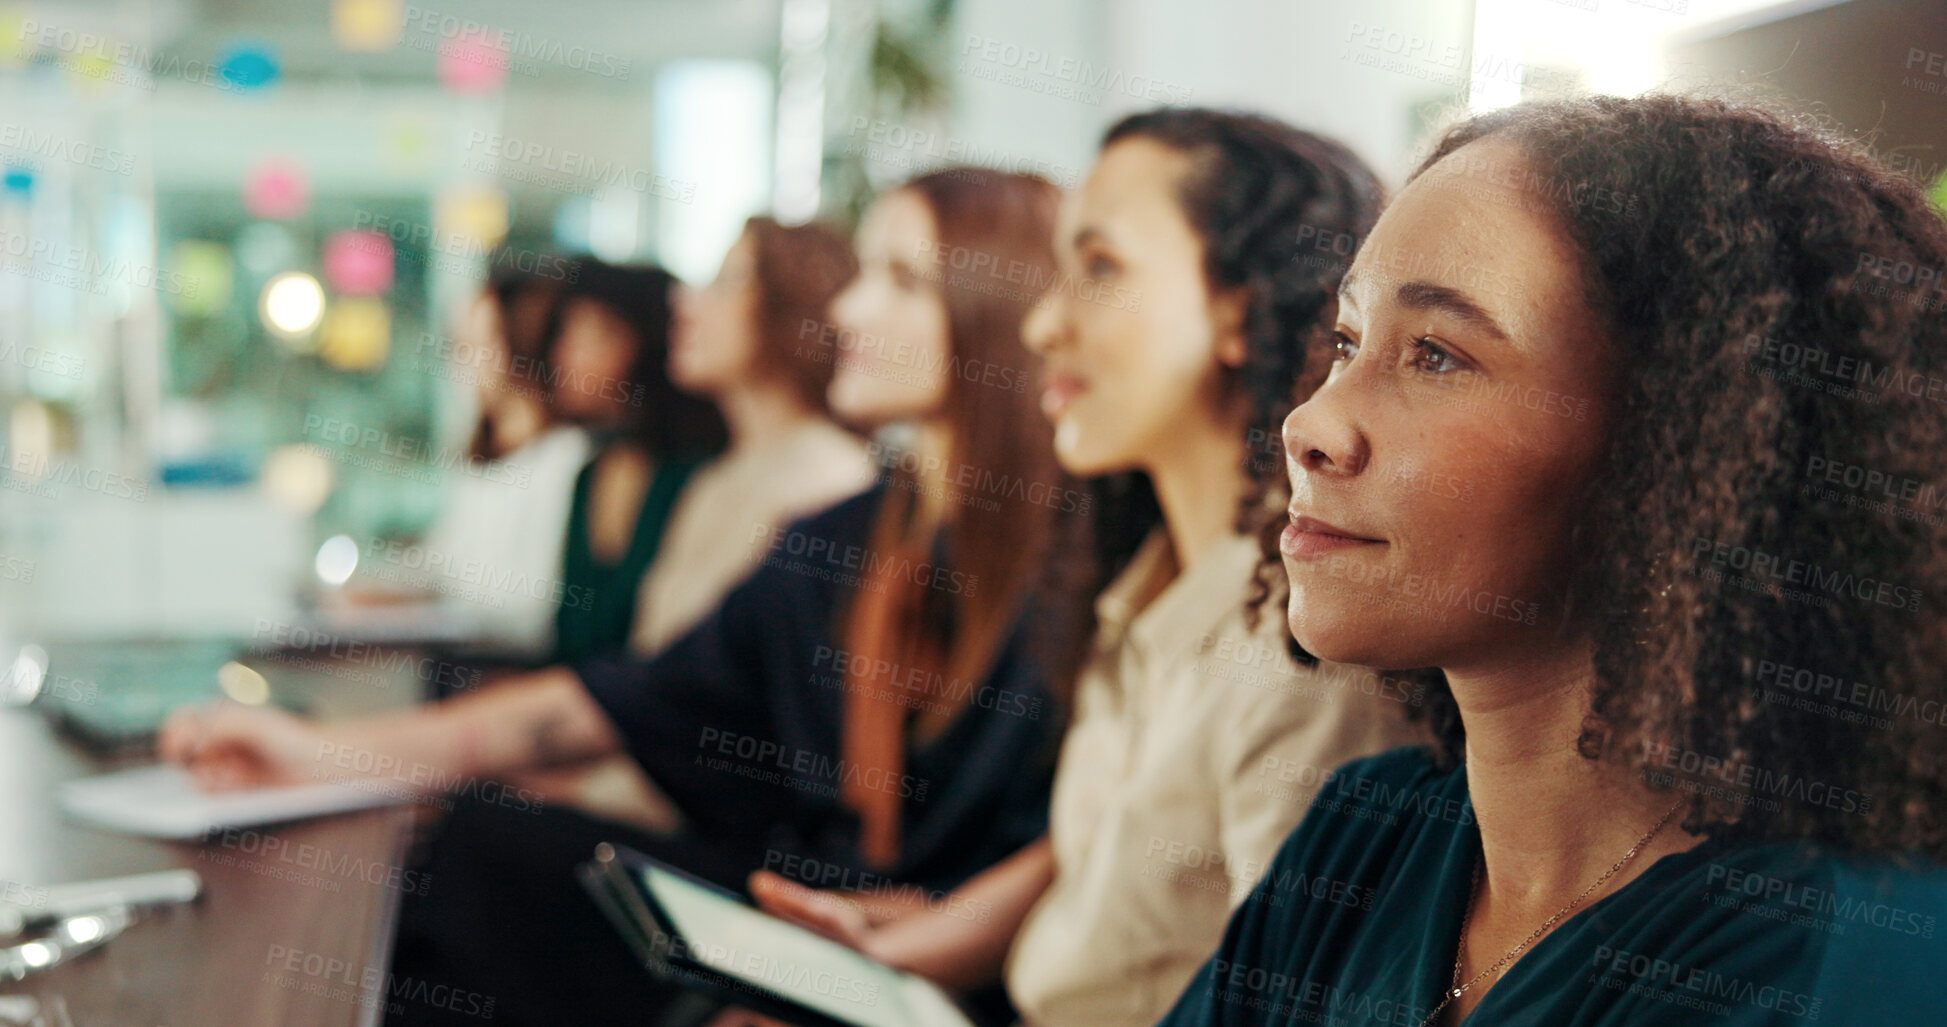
top-left (1388, 93), bottom-right (1947, 859)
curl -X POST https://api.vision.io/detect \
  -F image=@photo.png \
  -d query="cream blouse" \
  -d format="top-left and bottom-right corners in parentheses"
top-left (1004, 528), bottom-right (1423, 1027)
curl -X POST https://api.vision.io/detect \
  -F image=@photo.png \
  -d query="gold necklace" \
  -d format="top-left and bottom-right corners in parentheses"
top-left (1415, 798), bottom-right (1685, 1027)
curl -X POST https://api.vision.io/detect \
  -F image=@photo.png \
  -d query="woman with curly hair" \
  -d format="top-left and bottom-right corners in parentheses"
top-left (1161, 93), bottom-right (1947, 1026)
top-left (746, 108), bottom-right (1420, 1027)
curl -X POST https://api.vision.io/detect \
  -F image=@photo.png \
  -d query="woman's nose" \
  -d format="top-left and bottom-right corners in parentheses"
top-left (1282, 376), bottom-right (1367, 478)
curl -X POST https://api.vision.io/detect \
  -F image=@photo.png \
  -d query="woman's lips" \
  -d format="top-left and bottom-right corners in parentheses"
top-left (1280, 513), bottom-right (1384, 559)
top-left (1040, 375), bottom-right (1087, 419)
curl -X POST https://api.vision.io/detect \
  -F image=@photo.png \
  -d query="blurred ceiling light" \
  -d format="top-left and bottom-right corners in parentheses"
top-left (333, 0), bottom-right (405, 52)
top-left (261, 271), bottom-right (327, 343)
top-left (261, 444), bottom-right (336, 515)
top-left (3, 645), bottom-right (47, 707)
top-left (318, 297), bottom-right (392, 371)
top-left (216, 661), bottom-right (271, 706)
top-left (244, 156), bottom-right (310, 220)
top-left (314, 534), bottom-right (360, 587)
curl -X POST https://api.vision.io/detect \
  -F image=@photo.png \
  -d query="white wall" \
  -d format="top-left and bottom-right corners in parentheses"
top-left (946, 0), bottom-right (1475, 188)
top-left (947, 0), bottom-right (1113, 190)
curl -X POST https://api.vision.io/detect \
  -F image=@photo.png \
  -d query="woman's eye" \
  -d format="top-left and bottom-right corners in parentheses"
top-left (1085, 254), bottom-right (1117, 278)
top-left (1409, 337), bottom-right (1465, 374)
top-left (1331, 331), bottom-right (1358, 362)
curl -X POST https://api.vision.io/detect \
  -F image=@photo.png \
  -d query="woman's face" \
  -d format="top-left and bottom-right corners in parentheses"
top-left (826, 189), bottom-right (953, 426)
top-left (456, 291), bottom-right (511, 405)
top-left (670, 232), bottom-right (759, 396)
top-left (550, 297), bottom-right (639, 421)
top-left (1022, 138), bottom-right (1247, 476)
top-left (451, 292), bottom-right (517, 403)
top-left (1279, 135), bottom-right (1619, 673)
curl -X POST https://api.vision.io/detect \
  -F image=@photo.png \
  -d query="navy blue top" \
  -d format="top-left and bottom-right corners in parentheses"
top-left (574, 483), bottom-right (1062, 893)
top-left (1160, 747), bottom-right (1947, 1026)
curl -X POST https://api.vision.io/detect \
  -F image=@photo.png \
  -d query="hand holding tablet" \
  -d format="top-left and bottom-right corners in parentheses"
top-left (579, 845), bottom-right (975, 1027)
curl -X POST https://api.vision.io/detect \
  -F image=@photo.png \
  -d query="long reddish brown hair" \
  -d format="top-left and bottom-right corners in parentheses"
top-left (839, 168), bottom-right (1080, 868)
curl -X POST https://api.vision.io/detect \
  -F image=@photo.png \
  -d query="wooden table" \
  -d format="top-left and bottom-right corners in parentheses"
top-left (0, 646), bottom-right (427, 1027)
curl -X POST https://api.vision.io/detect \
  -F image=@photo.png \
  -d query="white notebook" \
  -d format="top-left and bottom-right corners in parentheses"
top-left (58, 765), bottom-right (404, 840)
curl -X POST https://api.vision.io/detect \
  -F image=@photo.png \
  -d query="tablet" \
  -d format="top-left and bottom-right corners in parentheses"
top-left (580, 845), bottom-right (975, 1027)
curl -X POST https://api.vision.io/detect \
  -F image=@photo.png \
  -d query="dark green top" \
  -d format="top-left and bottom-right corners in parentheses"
top-left (1160, 747), bottom-right (1947, 1026)
top-left (550, 447), bottom-right (704, 665)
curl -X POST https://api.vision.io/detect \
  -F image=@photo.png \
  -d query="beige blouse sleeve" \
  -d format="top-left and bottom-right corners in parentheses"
top-left (1209, 660), bottom-right (1419, 908)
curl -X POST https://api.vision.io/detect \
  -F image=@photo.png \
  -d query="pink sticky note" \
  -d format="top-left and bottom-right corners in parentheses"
top-left (324, 230), bottom-right (395, 296)
top-left (245, 157), bottom-right (309, 220)
top-left (439, 29), bottom-right (510, 94)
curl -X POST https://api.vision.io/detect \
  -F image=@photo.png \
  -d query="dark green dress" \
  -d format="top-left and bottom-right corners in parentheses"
top-left (1160, 747), bottom-right (1947, 1025)
top-left (550, 447), bottom-right (703, 664)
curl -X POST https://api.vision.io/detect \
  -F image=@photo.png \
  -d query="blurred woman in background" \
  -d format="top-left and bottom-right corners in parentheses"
top-left (330, 265), bottom-right (590, 660)
top-left (460, 264), bottom-right (571, 465)
top-left (544, 259), bottom-right (727, 663)
top-left (745, 109), bottom-right (1421, 1027)
top-left (521, 215), bottom-right (876, 829)
top-left (631, 215), bottom-right (875, 656)
top-left (163, 167), bottom-right (1091, 1026)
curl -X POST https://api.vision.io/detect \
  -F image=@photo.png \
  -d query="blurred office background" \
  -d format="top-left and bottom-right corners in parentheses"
top-left (0, 0), bottom-right (1939, 697)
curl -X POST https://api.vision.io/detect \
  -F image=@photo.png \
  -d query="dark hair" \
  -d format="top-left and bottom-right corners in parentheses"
top-left (741, 216), bottom-right (859, 412)
top-left (1099, 108), bottom-right (1386, 621)
top-left (546, 259), bottom-right (728, 460)
top-left (466, 264), bottom-right (567, 461)
top-left (1405, 94), bottom-right (1947, 858)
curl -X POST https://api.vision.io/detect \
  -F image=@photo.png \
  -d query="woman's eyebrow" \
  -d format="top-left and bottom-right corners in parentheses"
top-left (1394, 280), bottom-right (1511, 341)
top-left (1336, 268), bottom-right (1362, 311)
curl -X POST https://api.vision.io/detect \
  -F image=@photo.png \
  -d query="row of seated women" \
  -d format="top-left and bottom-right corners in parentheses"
top-left (334, 218), bottom-right (869, 667)
top-left (162, 91), bottom-right (1947, 1026)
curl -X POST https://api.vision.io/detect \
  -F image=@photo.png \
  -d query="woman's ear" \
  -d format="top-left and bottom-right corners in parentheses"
top-left (1211, 285), bottom-right (1251, 369)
